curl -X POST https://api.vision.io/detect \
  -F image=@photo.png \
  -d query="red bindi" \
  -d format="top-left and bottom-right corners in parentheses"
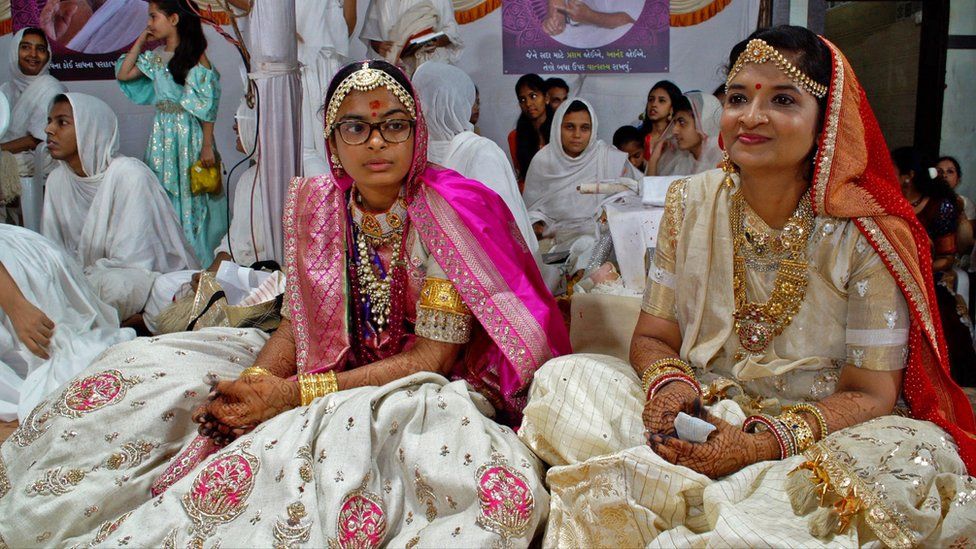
top-left (755, 83), bottom-right (762, 90)
top-left (371, 112), bottom-right (378, 117)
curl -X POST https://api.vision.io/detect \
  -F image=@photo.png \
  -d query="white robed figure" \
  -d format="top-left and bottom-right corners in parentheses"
top-left (0, 224), bottom-right (135, 422)
top-left (360, 0), bottom-right (463, 73)
top-left (40, 93), bottom-right (198, 322)
top-left (0, 28), bottom-right (67, 227)
top-left (662, 90), bottom-right (725, 176)
top-left (228, 0), bottom-right (354, 169)
top-left (523, 97), bottom-right (640, 271)
top-left (412, 61), bottom-right (538, 255)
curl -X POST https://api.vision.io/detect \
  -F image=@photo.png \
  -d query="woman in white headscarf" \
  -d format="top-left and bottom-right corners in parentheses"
top-left (524, 97), bottom-right (640, 267)
top-left (413, 61), bottom-right (538, 254)
top-left (0, 224), bottom-right (136, 422)
top-left (41, 92), bottom-right (198, 322)
top-left (668, 90), bottom-right (724, 175)
top-left (0, 28), bottom-right (67, 223)
top-left (360, 0), bottom-right (462, 73)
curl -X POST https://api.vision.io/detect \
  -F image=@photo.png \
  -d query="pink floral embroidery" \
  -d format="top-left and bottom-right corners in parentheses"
top-left (181, 442), bottom-right (260, 542)
top-left (52, 370), bottom-right (140, 418)
top-left (476, 453), bottom-right (535, 548)
top-left (151, 435), bottom-right (219, 497)
top-left (331, 475), bottom-right (387, 549)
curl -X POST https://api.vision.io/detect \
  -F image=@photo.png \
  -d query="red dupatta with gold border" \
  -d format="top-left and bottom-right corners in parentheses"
top-left (812, 39), bottom-right (976, 473)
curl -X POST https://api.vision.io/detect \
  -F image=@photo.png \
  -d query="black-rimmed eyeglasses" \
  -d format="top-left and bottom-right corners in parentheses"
top-left (334, 119), bottom-right (415, 145)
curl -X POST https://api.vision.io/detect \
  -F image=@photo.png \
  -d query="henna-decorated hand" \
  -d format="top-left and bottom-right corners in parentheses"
top-left (649, 415), bottom-right (780, 478)
top-left (642, 380), bottom-right (700, 436)
top-left (193, 376), bottom-right (300, 445)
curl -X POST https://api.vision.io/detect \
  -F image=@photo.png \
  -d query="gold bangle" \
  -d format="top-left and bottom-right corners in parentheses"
top-left (298, 371), bottom-right (339, 406)
top-left (240, 366), bottom-right (273, 378)
top-left (639, 357), bottom-right (695, 394)
top-left (648, 357), bottom-right (695, 378)
top-left (788, 403), bottom-right (828, 441)
top-left (778, 411), bottom-right (816, 453)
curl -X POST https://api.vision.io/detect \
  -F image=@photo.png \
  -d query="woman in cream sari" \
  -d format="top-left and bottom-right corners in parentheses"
top-left (519, 26), bottom-right (976, 547)
top-left (0, 60), bottom-right (569, 547)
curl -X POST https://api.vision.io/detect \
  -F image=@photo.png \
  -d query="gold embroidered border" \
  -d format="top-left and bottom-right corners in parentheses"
top-left (804, 443), bottom-right (915, 549)
top-left (811, 42), bottom-right (844, 217)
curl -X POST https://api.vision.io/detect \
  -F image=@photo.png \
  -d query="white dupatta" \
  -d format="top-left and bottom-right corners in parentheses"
top-left (41, 93), bottom-right (198, 319)
top-left (523, 98), bottom-right (637, 232)
top-left (0, 28), bottom-right (66, 142)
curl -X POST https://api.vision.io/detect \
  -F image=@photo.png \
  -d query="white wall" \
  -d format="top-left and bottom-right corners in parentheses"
top-left (0, 0), bottom-right (758, 178)
top-left (941, 2), bottom-right (976, 202)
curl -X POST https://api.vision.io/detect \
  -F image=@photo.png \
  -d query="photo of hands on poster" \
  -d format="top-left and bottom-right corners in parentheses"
top-left (502, 0), bottom-right (668, 74)
top-left (541, 0), bottom-right (644, 49)
top-left (13, 0), bottom-right (149, 79)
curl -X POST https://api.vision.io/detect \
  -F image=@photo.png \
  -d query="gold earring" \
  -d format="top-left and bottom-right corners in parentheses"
top-left (722, 151), bottom-right (737, 188)
top-left (330, 153), bottom-right (343, 171)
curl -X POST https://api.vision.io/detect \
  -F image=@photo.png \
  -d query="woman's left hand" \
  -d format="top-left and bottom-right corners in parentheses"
top-left (199, 146), bottom-right (217, 169)
top-left (199, 376), bottom-right (300, 441)
top-left (649, 415), bottom-right (779, 478)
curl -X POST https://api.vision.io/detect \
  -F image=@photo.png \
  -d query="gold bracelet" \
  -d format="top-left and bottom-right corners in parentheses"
top-left (778, 411), bottom-right (816, 453)
top-left (788, 403), bottom-right (828, 441)
top-left (640, 358), bottom-right (695, 394)
top-left (298, 371), bottom-right (339, 406)
top-left (240, 366), bottom-right (273, 378)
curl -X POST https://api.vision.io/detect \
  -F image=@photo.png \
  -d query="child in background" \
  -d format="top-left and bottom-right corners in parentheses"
top-left (612, 125), bottom-right (645, 173)
top-left (116, 0), bottom-right (226, 265)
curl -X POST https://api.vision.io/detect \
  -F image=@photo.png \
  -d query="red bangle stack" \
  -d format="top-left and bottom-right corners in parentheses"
top-left (647, 371), bottom-right (702, 400)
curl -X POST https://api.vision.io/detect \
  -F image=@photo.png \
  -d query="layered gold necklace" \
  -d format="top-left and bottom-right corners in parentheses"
top-left (349, 191), bottom-right (408, 331)
top-left (730, 190), bottom-right (814, 354)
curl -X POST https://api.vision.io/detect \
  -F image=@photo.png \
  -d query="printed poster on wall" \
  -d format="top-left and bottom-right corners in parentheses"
top-left (502, 0), bottom-right (669, 75)
top-left (12, 0), bottom-right (149, 80)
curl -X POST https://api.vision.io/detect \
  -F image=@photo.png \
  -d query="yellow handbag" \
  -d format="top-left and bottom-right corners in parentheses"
top-left (189, 154), bottom-right (222, 195)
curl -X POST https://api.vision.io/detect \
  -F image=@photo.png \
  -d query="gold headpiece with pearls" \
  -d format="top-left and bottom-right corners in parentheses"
top-left (325, 61), bottom-right (417, 137)
top-left (726, 39), bottom-right (828, 99)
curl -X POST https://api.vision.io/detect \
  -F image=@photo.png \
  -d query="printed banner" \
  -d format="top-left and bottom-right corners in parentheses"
top-left (502, 0), bottom-right (669, 75)
top-left (12, 0), bottom-right (149, 80)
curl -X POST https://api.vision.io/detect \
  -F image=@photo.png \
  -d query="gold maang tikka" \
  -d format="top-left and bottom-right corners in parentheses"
top-left (726, 39), bottom-right (828, 99)
top-left (324, 61), bottom-right (416, 138)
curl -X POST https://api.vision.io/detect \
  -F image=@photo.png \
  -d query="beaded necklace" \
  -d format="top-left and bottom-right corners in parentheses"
top-left (348, 189), bottom-right (409, 347)
top-left (730, 190), bottom-right (814, 355)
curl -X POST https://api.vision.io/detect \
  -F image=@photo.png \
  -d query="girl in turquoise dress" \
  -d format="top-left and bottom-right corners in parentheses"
top-left (116, 0), bottom-right (226, 265)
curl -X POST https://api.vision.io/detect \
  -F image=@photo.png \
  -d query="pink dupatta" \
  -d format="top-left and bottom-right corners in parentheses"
top-left (284, 65), bottom-right (569, 423)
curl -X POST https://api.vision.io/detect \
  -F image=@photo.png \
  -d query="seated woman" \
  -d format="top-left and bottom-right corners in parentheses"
top-left (0, 28), bottom-right (67, 227)
top-left (40, 93), bottom-right (198, 325)
top-left (0, 224), bottom-right (135, 422)
top-left (524, 98), bottom-right (640, 272)
top-left (0, 60), bottom-right (569, 546)
top-left (894, 146), bottom-right (976, 386)
top-left (647, 90), bottom-right (724, 176)
top-left (412, 61), bottom-right (538, 256)
top-left (518, 26), bottom-right (976, 547)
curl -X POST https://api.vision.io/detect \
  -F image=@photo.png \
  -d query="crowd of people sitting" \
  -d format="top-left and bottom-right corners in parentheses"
top-left (0, 5), bottom-right (975, 546)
